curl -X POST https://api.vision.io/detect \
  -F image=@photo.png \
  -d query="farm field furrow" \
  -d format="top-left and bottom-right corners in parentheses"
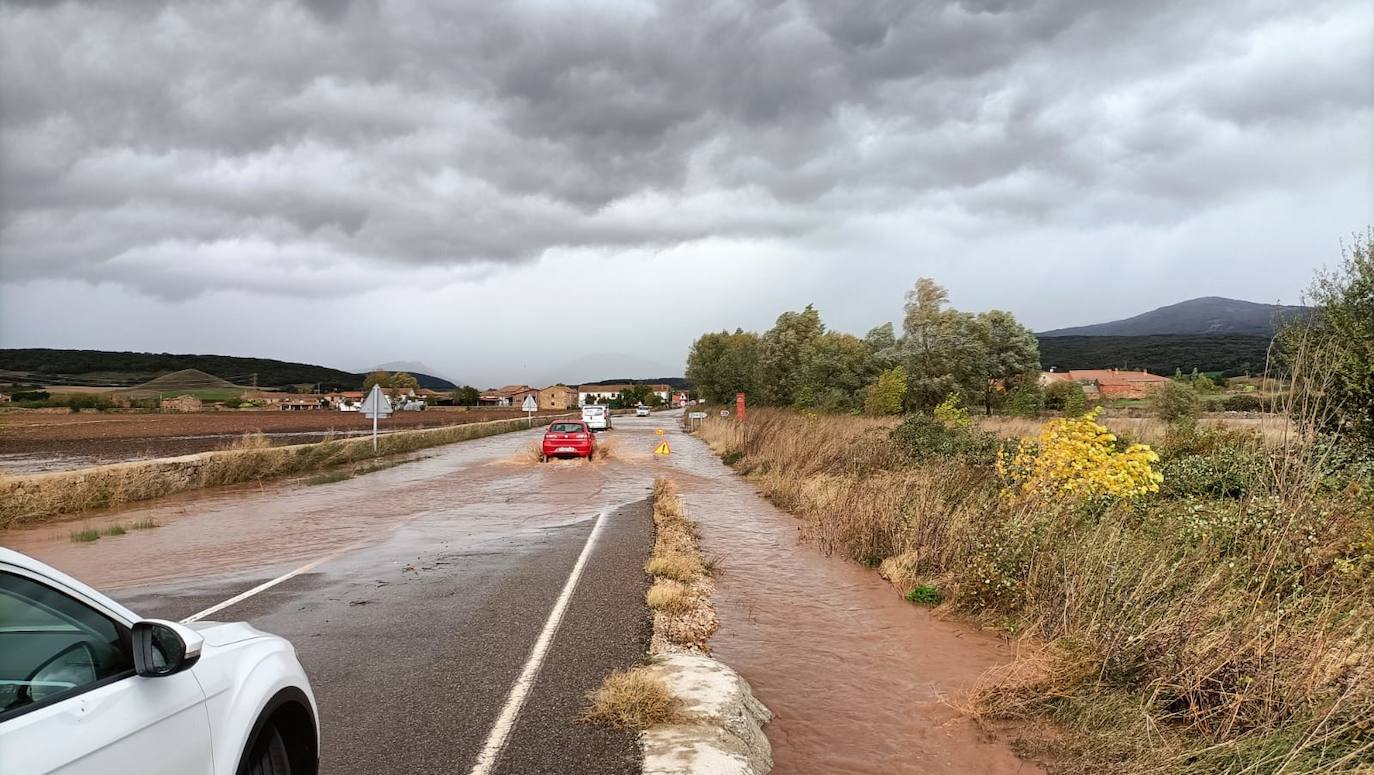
top-left (0, 408), bottom-right (566, 472)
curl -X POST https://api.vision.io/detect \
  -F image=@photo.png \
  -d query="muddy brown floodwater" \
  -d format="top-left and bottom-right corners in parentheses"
top-left (3, 414), bottom-right (1040, 774)
top-left (664, 434), bottom-right (1041, 775)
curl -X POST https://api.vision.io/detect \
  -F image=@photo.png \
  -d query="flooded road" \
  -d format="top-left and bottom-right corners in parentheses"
top-left (2, 412), bottom-right (1037, 774)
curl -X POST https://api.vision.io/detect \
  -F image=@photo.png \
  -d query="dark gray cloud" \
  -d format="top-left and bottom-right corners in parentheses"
top-left (0, 0), bottom-right (1370, 304)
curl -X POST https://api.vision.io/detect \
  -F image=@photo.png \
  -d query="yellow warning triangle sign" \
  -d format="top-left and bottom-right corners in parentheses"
top-left (654, 439), bottom-right (671, 456)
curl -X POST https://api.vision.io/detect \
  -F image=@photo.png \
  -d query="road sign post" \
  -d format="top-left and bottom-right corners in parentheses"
top-left (360, 384), bottom-right (393, 452)
top-left (522, 394), bottom-right (538, 426)
top-left (687, 411), bottom-right (707, 431)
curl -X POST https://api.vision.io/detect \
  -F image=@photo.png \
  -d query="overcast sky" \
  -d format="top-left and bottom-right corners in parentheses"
top-left (1, 0), bottom-right (1371, 386)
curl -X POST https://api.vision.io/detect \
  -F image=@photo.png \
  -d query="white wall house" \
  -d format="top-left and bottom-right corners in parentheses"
top-left (577, 384), bottom-right (672, 406)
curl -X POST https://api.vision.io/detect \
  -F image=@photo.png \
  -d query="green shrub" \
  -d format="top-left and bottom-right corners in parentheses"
top-left (1221, 393), bottom-right (1267, 412)
top-left (1161, 453), bottom-right (1264, 498)
top-left (1313, 435), bottom-right (1374, 499)
top-left (1149, 381), bottom-right (1201, 423)
top-left (1044, 380), bottom-right (1089, 415)
top-left (905, 585), bottom-right (943, 605)
top-left (863, 366), bottom-right (908, 416)
top-left (1004, 383), bottom-right (1044, 418)
top-left (890, 413), bottom-right (999, 465)
top-left (933, 393), bottom-right (973, 429)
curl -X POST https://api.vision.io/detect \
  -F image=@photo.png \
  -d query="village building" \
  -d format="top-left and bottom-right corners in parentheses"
top-left (1040, 369), bottom-right (1172, 399)
top-left (160, 394), bottom-right (203, 412)
top-left (279, 398), bottom-right (327, 411)
top-left (577, 383), bottom-right (672, 406)
top-left (324, 391), bottom-right (365, 410)
top-left (538, 384), bottom-right (578, 410)
top-left (479, 385), bottom-right (536, 406)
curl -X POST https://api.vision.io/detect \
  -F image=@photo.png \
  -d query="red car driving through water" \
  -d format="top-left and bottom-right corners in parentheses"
top-left (541, 420), bottom-right (597, 461)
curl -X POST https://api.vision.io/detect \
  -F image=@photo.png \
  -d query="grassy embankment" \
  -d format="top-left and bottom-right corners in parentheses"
top-left (0, 414), bottom-right (569, 529)
top-left (584, 476), bottom-right (717, 728)
top-left (696, 408), bottom-right (1373, 774)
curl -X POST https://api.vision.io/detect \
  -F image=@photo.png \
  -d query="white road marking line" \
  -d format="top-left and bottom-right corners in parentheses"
top-left (467, 510), bottom-right (609, 775)
top-left (180, 539), bottom-right (368, 623)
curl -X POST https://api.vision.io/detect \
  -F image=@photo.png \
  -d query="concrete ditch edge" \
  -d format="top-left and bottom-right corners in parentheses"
top-left (640, 653), bottom-right (773, 775)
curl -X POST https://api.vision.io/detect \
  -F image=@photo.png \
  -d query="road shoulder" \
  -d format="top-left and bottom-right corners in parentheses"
top-left (493, 498), bottom-right (656, 775)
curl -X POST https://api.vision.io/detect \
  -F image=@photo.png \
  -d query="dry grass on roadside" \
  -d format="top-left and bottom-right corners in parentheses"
top-left (646, 476), bottom-right (718, 652)
top-left (0, 416), bottom-right (559, 529)
top-left (582, 666), bottom-right (685, 729)
top-left (645, 555), bottom-right (701, 583)
top-left (645, 579), bottom-right (695, 614)
top-left (695, 408), bottom-right (1374, 774)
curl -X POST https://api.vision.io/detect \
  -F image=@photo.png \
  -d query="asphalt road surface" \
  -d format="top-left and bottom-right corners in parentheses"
top-left (8, 413), bottom-right (682, 775)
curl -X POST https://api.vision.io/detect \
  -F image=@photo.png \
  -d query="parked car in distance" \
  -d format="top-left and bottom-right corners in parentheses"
top-left (541, 420), bottom-right (597, 461)
top-left (0, 547), bottom-right (319, 775)
top-left (581, 404), bottom-right (612, 432)
top-left (635, 405), bottom-right (651, 417)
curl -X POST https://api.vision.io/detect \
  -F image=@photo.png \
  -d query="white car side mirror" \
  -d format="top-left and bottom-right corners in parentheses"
top-left (131, 619), bottom-right (204, 677)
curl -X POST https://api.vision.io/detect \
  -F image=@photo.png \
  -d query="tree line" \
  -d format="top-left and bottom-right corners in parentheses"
top-left (686, 278), bottom-right (1040, 415)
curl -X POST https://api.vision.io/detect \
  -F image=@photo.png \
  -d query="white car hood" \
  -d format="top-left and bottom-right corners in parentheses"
top-left (186, 620), bottom-right (270, 647)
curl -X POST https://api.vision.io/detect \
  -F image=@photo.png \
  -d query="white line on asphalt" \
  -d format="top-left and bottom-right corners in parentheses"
top-left (180, 539), bottom-right (368, 623)
top-left (467, 510), bottom-right (609, 775)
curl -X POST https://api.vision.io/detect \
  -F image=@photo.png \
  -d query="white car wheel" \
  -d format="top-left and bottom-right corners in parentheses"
top-left (246, 724), bottom-right (293, 775)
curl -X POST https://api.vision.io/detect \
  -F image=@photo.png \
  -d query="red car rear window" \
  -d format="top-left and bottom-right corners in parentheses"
top-left (549, 423), bottom-right (585, 433)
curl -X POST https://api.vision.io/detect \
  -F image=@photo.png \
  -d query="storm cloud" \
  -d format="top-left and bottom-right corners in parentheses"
top-left (0, 0), bottom-right (1371, 383)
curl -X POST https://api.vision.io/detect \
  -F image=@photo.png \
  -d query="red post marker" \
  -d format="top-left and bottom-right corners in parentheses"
top-left (735, 392), bottom-right (746, 422)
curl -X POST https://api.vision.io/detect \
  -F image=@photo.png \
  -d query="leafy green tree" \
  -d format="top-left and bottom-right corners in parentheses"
top-left (1281, 230), bottom-right (1374, 447)
top-left (756, 304), bottom-right (825, 406)
top-left (864, 366), bottom-right (908, 415)
top-left (863, 322), bottom-right (900, 370)
top-left (618, 383), bottom-right (653, 408)
top-left (863, 322), bottom-right (896, 352)
top-left (794, 332), bottom-right (874, 411)
top-left (390, 372), bottom-right (419, 394)
top-left (450, 385), bottom-right (481, 406)
top-left (973, 309), bottom-right (1041, 415)
top-left (686, 329), bottom-right (762, 404)
top-left (362, 371), bottom-right (392, 392)
top-left (897, 279), bottom-right (988, 410)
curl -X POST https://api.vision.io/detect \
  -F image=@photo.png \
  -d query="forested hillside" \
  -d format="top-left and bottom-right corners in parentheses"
top-left (1037, 334), bottom-right (1274, 376)
top-left (0, 349), bottom-right (456, 391)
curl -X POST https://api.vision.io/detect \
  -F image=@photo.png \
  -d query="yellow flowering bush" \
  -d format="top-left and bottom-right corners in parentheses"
top-left (998, 408), bottom-right (1163, 500)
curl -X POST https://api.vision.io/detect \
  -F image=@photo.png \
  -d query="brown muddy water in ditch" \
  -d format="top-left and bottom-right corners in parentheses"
top-left (665, 436), bottom-right (1042, 775)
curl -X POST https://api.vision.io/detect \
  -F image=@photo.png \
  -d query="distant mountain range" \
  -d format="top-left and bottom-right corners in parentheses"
top-left (1040, 297), bottom-right (1308, 338)
top-left (0, 349), bottom-right (456, 391)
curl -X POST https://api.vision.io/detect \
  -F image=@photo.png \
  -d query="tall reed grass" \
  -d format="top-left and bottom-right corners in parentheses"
top-left (697, 409), bottom-right (1373, 774)
top-left (0, 415), bottom-right (570, 529)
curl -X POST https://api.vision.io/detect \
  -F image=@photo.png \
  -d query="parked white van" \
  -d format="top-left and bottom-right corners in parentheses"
top-left (581, 404), bottom-right (612, 431)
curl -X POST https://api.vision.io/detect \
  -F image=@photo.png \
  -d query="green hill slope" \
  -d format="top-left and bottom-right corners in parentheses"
top-left (0, 349), bottom-right (456, 391)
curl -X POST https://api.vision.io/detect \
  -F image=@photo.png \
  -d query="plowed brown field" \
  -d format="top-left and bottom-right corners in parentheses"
top-left (0, 408), bottom-right (567, 472)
